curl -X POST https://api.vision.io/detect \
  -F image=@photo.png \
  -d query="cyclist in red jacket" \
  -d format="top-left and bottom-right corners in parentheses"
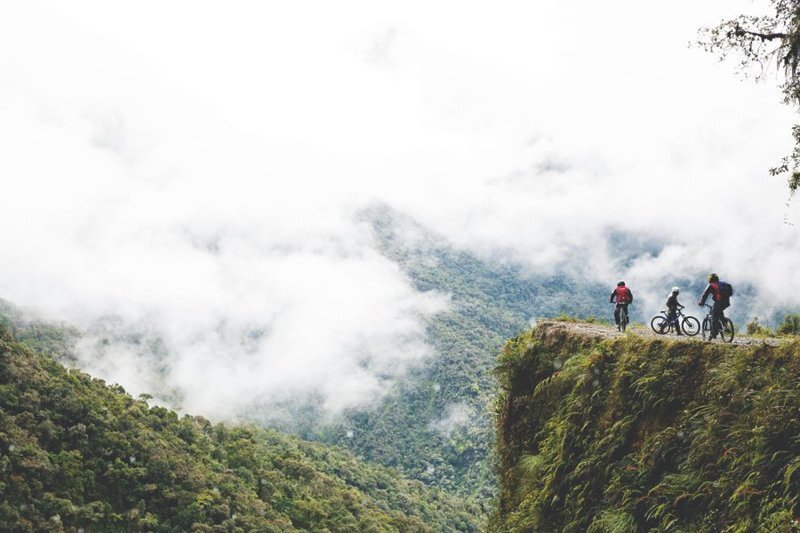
top-left (610, 281), bottom-right (633, 327)
top-left (699, 273), bottom-right (733, 339)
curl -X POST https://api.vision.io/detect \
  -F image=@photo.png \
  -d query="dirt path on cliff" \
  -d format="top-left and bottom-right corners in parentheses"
top-left (537, 319), bottom-right (781, 347)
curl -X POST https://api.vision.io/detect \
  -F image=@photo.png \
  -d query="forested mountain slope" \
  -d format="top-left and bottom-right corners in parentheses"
top-left (0, 205), bottom-right (615, 515)
top-left (493, 321), bottom-right (800, 531)
top-left (0, 324), bottom-right (479, 532)
top-left (318, 207), bottom-right (608, 501)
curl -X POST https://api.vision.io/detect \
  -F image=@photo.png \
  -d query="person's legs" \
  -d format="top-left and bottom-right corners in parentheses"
top-left (668, 310), bottom-right (682, 335)
top-left (712, 302), bottom-right (724, 338)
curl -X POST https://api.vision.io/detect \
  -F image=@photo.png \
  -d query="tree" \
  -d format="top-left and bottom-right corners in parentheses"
top-left (745, 315), bottom-right (771, 335)
top-left (777, 312), bottom-right (800, 334)
top-left (699, 0), bottom-right (800, 195)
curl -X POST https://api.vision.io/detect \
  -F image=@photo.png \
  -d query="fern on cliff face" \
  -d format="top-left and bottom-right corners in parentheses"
top-left (493, 322), bottom-right (800, 532)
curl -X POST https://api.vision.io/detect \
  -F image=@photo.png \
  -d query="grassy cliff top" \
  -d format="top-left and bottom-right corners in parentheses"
top-left (493, 320), bottom-right (800, 532)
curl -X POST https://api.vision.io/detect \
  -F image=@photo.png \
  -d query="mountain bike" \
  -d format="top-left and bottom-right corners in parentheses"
top-left (614, 304), bottom-right (629, 332)
top-left (650, 307), bottom-right (700, 336)
top-left (701, 304), bottom-right (734, 342)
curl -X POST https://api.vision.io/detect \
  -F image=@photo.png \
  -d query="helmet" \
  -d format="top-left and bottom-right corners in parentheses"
top-left (671, 287), bottom-right (679, 294)
top-left (617, 280), bottom-right (625, 287)
top-left (707, 273), bottom-right (719, 283)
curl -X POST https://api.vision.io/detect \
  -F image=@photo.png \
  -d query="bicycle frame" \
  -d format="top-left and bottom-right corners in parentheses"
top-left (612, 302), bottom-right (629, 332)
top-left (702, 304), bottom-right (734, 342)
top-left (651, 307), bottom-right (700, 336)
top-left (702, 304), bottom-right (719, 324)
top-left (657, 308), bottom-right (687, 325)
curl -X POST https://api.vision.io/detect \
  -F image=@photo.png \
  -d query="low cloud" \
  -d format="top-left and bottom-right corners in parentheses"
top-left (429, 403), bottom-right (474, 437)
top-left (1, 1), bottom-right (799, 422)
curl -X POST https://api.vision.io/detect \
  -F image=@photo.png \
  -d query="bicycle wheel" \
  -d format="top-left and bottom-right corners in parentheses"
top-left (720, 318), bottom-right (734, 343)
top-left (619, 308), bottom-right (628, 332)
top-left (650, 316), bottom-right (669, 334)
top-left (681, 316), bottom-right (700, 336)
top-left (701, 317), bottom-right (711, 341)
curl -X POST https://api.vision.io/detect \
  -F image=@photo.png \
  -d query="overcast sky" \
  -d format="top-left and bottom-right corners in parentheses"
top-left (1, 1), bottom-right (797, 419)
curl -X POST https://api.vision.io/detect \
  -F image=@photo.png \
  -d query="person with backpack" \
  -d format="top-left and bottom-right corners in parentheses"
top-left (666, 287), bottom-right (683, 336)
top-left (699, 273), bottom-right (733, 339)
top-left (610, 280), bottom-right (633, 327)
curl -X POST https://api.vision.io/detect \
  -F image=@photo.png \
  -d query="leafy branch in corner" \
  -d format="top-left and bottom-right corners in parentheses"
top-left (698, 1), bottom-right (800, 195)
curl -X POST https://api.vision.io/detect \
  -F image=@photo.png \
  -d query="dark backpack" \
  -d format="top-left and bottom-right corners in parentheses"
top-left (718, 281), bottom-right (733, 299)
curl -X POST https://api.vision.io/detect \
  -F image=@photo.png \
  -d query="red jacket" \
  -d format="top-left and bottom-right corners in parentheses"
top-left (610, 286), bottom-right (633, 304)
top-left (699, 282), bottom-right (719, 305)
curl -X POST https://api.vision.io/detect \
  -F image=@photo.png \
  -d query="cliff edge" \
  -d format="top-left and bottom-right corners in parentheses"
top-left (493, 321), bottom-right (800, 532)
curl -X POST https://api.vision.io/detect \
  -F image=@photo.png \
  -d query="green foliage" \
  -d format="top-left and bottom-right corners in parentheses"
top-left (0, 207), bottom-right (612, 522)
top-left (552, 314), bottom-right (582, 323)
top-left (745, 314), bottom-right (800, 337)
top-left (586, 509), bottom-right (637, 533)
top-left (746, 316), bottom-right (772, 336)
top-left (0, 299), bottom-right (79, 361)
top-left (321, 207), bottom-right (608, 502)
top-left (493, 322), bottom-right (800, 531)
top-left (778, 313), bottom-right (800, 335)
top-left (553, 314), bottom-right (607, 325)
top-left (0, 333), bottom-right (479, 532)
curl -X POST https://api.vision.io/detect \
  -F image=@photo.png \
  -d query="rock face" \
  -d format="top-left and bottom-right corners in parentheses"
top-left (492, 321), bottom-right (800, 532)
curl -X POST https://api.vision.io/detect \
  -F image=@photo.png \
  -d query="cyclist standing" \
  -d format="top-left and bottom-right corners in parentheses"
top-left (666, 287), bottom-right (683, 336)
top-left (699, 273), bottom-right (729, 339)
top-left (610, 281), bottom-right (633, 327)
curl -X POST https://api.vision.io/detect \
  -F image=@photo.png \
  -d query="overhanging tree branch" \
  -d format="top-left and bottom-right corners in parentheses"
top-left (730, 25), bottom-right (788, 41)
top-left (699, 0), bottom-right (800, 196)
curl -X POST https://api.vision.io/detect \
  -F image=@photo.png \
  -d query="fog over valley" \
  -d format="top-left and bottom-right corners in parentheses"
top-left (2, 0), bottom-right (798, 420)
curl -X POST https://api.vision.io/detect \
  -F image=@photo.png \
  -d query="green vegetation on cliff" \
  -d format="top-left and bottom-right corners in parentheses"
top-left (0, 325), bottom-right (478, 532)
top-left (494, 322), bottom-right (800, 532)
